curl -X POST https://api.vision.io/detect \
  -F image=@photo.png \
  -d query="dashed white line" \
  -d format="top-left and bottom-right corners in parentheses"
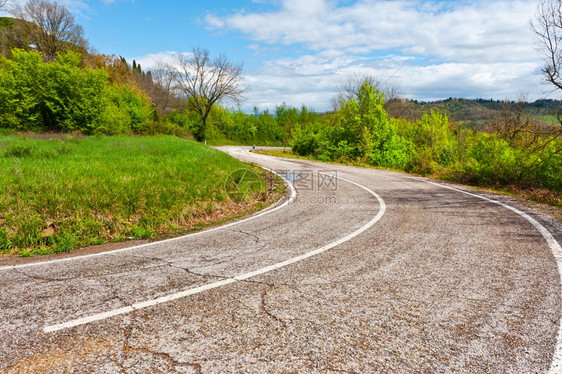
top-left (43, 175), bottom-right (386, 333)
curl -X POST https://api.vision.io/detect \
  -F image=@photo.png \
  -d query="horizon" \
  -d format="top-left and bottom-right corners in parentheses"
top-left (2, 0), bottom-right (553, 112)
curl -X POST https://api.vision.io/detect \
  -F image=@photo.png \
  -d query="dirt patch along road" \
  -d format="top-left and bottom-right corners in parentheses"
top-left (0, 147), bottom-right (561, 373)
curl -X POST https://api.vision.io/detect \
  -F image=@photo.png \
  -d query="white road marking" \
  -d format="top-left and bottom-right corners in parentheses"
top-left (0, 167), bottom-right (296, 272)
top-left (417, 179), bottom-right (562, 374)
top-left (43, 175), bottom-right (386, 333)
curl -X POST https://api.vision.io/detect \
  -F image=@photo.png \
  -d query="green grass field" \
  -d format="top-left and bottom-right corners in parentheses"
top-left (534, 114), bottom-right (560, 124)
top-left (0, 135), bottom-right (283, 256)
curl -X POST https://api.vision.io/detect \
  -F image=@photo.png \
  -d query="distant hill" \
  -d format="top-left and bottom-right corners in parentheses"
top-left (398, 98), bottom-right (562, 127)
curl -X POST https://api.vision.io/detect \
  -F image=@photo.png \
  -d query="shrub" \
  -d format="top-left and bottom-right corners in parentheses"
top-left (463, 133), bottom-right (520, 185)
top-left (0, 49), bottom-right (159, 135)
top-left (4, 142), bottom-right (34, 157)
top-left (0, 49), bottom-right (109, 133)
top-left (308, 83), bottom-right (414, 168)
top-left (292, 132), bottom-right (319, 156)
top-left (106, 85), bottom-right (153, 134)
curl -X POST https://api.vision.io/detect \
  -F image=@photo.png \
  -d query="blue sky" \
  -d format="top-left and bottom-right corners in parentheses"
top-left (4, 0), bottom-right (548, 111)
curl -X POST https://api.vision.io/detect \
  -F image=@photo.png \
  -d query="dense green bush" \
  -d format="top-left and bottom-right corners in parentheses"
top-left (293, 83), bottom-right (415, 168)
top-left (0, 49), bottom-right (157, 135)
top-left (530, 141), bottom-right (562, 191)
top-left (463, 133), bottom-right (520, 185)
top-left (0, 50), bottom-right (108, 132)
top-left (105, 85), bottom-right (154, 134)
top-left (292, 131), bottom-right (320, 156)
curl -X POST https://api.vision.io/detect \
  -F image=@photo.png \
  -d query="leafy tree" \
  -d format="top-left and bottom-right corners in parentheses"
top-left (106, 84), bottom-right (154, 134)
top-left (0, 49), bottom-right (157, 135)
top-left (0, 49), bottom-right (41, 130)
top-left (275, 104), bottom-right (299, 148)
top-left (331, 72), bottom-right (402, 112)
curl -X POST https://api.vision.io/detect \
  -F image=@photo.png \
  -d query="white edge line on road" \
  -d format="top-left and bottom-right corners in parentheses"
top-left (0, 166), bottom-right (297, 272)
top-left (414, 178), bottom-right (562, 374)
top-left (43, 175), bottom-right (386, 333)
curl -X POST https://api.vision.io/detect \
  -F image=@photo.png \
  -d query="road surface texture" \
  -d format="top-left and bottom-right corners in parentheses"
top-left (1, 146), bottom-right (561, 373)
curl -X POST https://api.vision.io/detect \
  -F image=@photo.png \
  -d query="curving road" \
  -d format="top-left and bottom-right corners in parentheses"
top-left (0, 146), bottom-right (561, 373)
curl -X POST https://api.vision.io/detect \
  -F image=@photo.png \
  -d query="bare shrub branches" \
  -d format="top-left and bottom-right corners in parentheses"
top-left (11, 0), bottom-right (87, 61)
top-left (170, 47), bottom-right (245, 141)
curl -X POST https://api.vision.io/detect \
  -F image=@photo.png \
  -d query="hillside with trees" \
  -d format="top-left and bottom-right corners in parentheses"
top-left (395, 98), bottom-right (562, 128)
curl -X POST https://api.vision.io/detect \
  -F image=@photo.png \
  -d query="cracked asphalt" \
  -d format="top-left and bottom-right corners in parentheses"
top-left (1, 146), bottom-right (561, 373)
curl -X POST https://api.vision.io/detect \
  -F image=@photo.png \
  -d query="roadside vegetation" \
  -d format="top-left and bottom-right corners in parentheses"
top-left (262, 82), bottom-right (559, 207)
top-left (0, 0), bottom-right (560, 257)
top-left (0, 135), bottom-right (283, 256)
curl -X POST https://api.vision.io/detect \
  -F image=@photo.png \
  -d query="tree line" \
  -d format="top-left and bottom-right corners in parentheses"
top-left (0, 0), bottom-right (250, 140)
top-left (291, 80), bottom-right (561, 192)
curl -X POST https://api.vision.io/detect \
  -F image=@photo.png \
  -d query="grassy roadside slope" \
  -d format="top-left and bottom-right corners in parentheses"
top-left (0, 135), bottom-right (283, 256)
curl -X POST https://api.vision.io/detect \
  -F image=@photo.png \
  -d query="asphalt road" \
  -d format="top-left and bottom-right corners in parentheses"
top-left (1, 146), bottom-right (561, 373)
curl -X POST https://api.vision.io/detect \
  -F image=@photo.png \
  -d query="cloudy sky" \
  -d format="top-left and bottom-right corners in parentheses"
top-left (3, 0), bottom-right (550, 111)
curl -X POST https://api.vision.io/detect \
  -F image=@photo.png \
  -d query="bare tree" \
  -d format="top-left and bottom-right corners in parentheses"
top-left (532, 0), bottom-right (562, 91)
top-left (11, 0), bottom-right (87, 61)
top-left (531, 0), bottom-right (562, 140)
top-left (0, 0), bottom-right (12, 56)
top-left (331, 72), bottom-right (402, 110)
top-left (331, 72), bottom-right (409, 118)
top-left (170, 47), bottom-right (245, 142)
top-left (148, 61), bottom-right (182, 115)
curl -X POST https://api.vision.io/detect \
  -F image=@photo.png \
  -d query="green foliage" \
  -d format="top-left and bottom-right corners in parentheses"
top-left (105, 85), bottom-right (153, 134)
top-left (463, 133), bottom-right (520, 185)
top-left (289, 82), bottom-right (560, 195)
top-left (0, 49), bottom-right (159, 135)
top-left (96, 99), bottom-right (131, 135)
top-left (395, 110), bottom-right (458, 173)
top-left (40, 52), bottom-right (108, 132)
top-left (0, 50), bottom-right (42, 130)
top-left (0, 49), bottom-right (109, 132)
top-left (199, 104), bottom-right (318, 146)
top-left (0, 135), bottom-right (278, 256)
top-left (530, 140), bottom-right (562, 191)
top-left (0, 48), bottom-right (318, 144)
top-left (292, 131), bottom-right (320, 156)
top-left (294, 83), bottom-right (415, 168)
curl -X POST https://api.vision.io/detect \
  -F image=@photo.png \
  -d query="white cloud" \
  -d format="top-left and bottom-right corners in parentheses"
top-left (240, 53), bottom-right (543, 112)
top-left (130, 51), bottom-right (181, 70)
top-left (206, 0), bottom-right (538, 64)
top-left (3, 0), bottom-right (90, 16)
top-left (129, 49), bottom-right (545, 112)
top-left (202, 0), bottom-right (547, 111)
